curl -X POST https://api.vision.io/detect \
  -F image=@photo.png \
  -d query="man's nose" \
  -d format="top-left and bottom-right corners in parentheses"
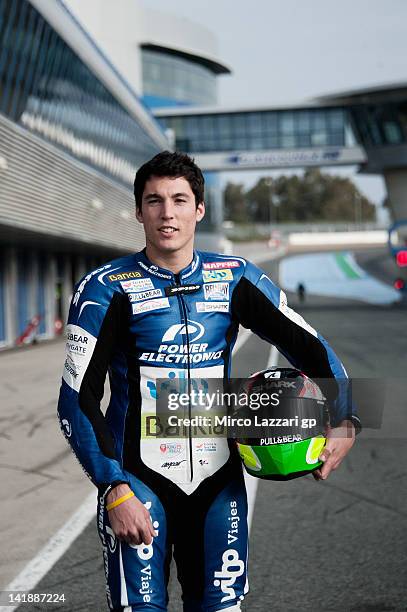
top-left (161, 200), bottom-right (175, 218)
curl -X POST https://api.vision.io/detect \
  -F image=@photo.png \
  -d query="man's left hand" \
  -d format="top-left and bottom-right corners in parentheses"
top-left (313, 419), bottom-right (356, 481)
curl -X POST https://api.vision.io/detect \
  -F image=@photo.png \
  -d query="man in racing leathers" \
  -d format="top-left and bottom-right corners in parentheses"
top-left (57, 151), bottom-right (360, 611)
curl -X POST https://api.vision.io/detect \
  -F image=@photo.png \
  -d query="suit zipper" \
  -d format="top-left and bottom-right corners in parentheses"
top-left (174, 274), bottom-right (194, 482)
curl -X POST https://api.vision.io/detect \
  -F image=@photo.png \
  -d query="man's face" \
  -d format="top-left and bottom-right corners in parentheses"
top-left (136, 175), bottom-right (205, 259)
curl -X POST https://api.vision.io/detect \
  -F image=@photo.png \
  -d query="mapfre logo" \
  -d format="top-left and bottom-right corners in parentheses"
top-left (162, 320), bottom-right (205, 343)
top-left (203, 260), bottom-right (240, 270)
top-left (213, 549), bottom-right (245, 602)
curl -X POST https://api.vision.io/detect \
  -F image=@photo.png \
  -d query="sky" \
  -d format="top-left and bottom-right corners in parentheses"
top-left (142, 0), bottom-right (407, 214)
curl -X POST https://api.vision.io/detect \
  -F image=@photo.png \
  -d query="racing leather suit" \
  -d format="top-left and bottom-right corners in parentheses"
top-left (57, 249), bottom-right (359, 612)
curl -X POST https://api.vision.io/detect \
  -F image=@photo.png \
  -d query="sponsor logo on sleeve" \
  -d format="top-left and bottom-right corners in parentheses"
top-left (129, 289), bottom-right (162, 302)
top-left (202, 269), bottom-right (233, 283)
top-left (72, 265), bottom-right (111, 306)
top-left (196, 302), bottom-right (229, 313)
top-left (62, 325), bottom-right (97, 391)
top-left (66, 331), bottom-right (90, 354)
top-left (204, 282), bottom-right (229, 301)
top-left (203, 261), bottom-right (240, 270)
top-left (61, 418), bottom-right (72, 437)
top-left (108, 271), bottom-right (142, 282)
top-left (132, 297), bottom-right (170, 315)
top-left (78, 301), bottom-right (101, 319)
top-left (121, 278), bottom-right (154, 292)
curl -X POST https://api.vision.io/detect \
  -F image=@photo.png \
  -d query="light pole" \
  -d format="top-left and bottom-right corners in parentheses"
top-left (354, 192), bottom-right (362, 227)
top-left (265, 178), bottom-right (273, 231)
top-left (272, 193), bottom-right (281, 224)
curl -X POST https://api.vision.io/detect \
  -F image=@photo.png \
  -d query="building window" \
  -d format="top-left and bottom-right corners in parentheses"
top-left (142, 49), bottom-right (217, 106)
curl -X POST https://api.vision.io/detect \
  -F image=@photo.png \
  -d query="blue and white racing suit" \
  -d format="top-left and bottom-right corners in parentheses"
top-left (57, 249), bottom-right (359, 611)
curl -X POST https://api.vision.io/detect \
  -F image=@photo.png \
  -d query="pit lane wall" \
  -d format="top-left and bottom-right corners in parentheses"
top-left (0, 113), bottom-right (146, 349)
top-left (287, 230), bottom-right (387, 248)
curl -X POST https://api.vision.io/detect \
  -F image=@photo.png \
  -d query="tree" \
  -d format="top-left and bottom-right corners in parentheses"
top-left (223, 170), bottom-right (376, 223)
top-left (223, 182), bottom-right (248, 222)
top-left (246, 178), bottom-right (272, 223)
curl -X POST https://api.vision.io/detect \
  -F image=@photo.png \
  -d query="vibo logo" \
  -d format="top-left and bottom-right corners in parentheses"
top-left (130, 501), bottom-right (160, 560)
top-left (161, 320), bottom-right (205, 343)
top-left (213, 549), bottom-right (245, 602)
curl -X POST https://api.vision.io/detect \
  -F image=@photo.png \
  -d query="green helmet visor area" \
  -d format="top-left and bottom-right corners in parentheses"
top-left (237, 436), bottom-right (326, 480)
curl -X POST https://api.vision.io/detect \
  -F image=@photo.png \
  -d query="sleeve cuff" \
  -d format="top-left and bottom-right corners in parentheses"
top-left (98, 480), bottom-right (130, 498)
top-left (347, 415), bottom-right (362, 435)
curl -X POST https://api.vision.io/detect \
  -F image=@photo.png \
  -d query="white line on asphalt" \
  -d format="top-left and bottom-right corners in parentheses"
top-left (267, 344), bottom-right (279, 369)
top-left (232, 326), bottom-right (252, 354)
top-left (3, 491), bottom-right (96, 612)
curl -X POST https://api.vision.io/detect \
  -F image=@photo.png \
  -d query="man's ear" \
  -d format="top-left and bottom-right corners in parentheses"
top-left (196, 201), bottom-right (205, 222)
top-left (135, 206), bottom-right (143, 223)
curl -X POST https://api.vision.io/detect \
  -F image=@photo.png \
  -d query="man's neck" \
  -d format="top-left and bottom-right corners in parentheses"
top-left (144, 246), bottom-right (194, 274)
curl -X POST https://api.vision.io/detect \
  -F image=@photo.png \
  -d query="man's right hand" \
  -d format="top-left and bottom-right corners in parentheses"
top-left (106, 484), bottom-right (157, 546)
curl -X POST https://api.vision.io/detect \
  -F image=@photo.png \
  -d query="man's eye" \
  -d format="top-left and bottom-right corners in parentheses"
top-left (175, 199), bottom-right (186, 204)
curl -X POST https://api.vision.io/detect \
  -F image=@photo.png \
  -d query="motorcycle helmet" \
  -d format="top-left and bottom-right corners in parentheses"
top-left (235, 367), bottom-right (329, 480)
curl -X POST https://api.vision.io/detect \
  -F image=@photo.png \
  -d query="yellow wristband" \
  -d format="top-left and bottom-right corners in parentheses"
top-left (106, 491), bottom-right (134, 512)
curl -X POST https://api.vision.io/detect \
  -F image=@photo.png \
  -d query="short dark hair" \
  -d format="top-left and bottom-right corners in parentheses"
top-left (134, 151), bottom-right (205, 211)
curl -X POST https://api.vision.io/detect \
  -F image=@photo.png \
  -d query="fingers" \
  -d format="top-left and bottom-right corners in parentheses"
top-left (320, 456), bottom-right (335, 480)
top-left (313, 448), bottom-right (335, 481)
top-left (138, 520), bottom-right (154, 547)
top-left (315, 448), bottom-right (342, 480)
top-left (149, 516), bottom-right (158, 538)
top-left (124, 516), bottom-right (155, 546)
top-left (312, 422), bottom-right (356, 483)
top-left (109, 503), bottom-right (157, 546)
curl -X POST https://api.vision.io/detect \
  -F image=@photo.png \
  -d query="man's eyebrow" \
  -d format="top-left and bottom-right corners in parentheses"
top-left (144, 192), bottom-right (162, 199)
top-left (144, 191), bottom-right (190, 200)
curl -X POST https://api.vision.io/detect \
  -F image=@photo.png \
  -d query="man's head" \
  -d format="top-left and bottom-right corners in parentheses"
top-left (134, 151), bottom-right (205, 212)
top-left (134, 151), bottom-right (205, 267)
